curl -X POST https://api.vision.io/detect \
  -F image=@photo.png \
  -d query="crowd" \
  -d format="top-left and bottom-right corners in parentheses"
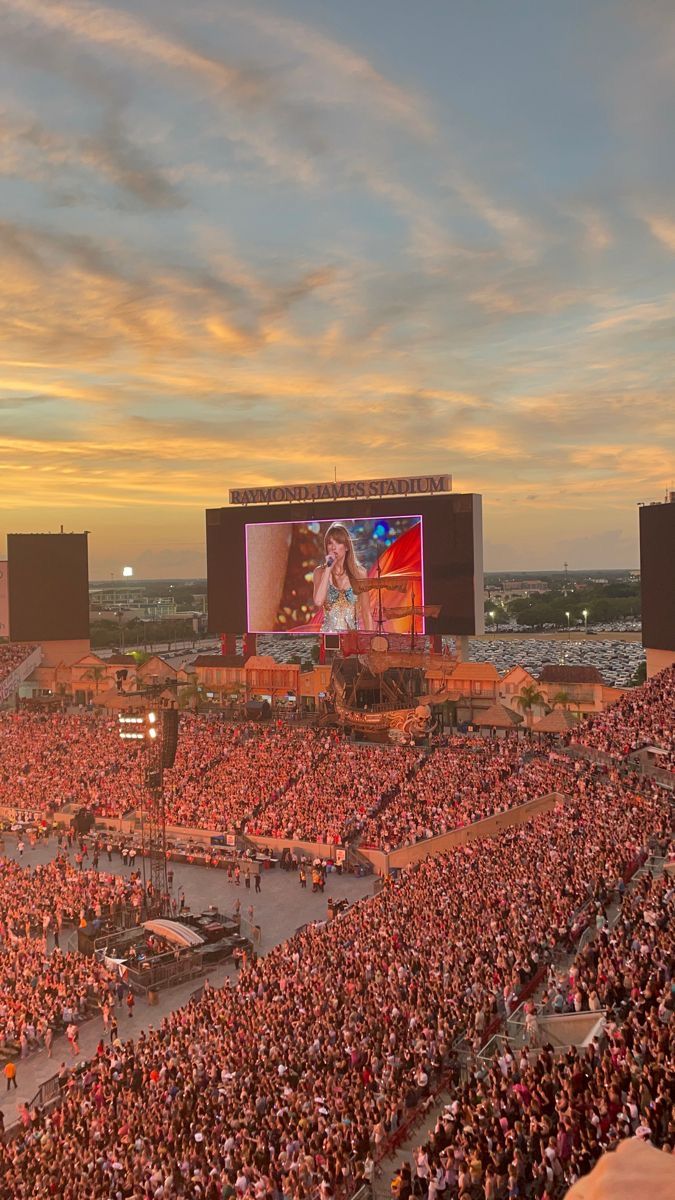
top-left (395, 864), bottom-right (673, 1200)
top-left (0, 711), bottom-right (138, 817)
top-left (168, 725), bottom-right (329, 832)
top-left (570, 664), bottom-right (675, 767)
top-left (2, 690), bottom-right (673, 856)
top-left (0, 753), bottom-right (669, 1199)
top-left (0, 858), bottom-right (143, 1063)
top-left (0, 644), bottom-right (38, 687)
top-left (541, 861), bottom-right (672, 1020)
top-left (248, 742), bottom-right (422, 843)
top-left (358, 742), bottom-right (575, 850)
top-left (0, 856), bottom-right (145, 939)
top-left (0, 713), bottom-right (333, 832)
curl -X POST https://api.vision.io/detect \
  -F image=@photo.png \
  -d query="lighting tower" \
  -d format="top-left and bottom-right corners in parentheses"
top-left (118, 702), bottom-right (179, 914)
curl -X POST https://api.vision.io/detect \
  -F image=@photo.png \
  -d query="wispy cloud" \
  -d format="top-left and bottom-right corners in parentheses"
top-left (645, 214), bottom-right (675, 253)
top-left (0, 107), bottom-right (183, 208)
top-left (226, 0), bottom-right (435, 141)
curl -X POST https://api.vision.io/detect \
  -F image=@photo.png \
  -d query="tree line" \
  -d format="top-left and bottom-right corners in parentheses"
top-left (486, 581), bottom-right (640, 629)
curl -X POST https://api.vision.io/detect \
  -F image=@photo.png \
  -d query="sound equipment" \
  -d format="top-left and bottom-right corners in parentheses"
top-left (72, 807), bottom-right (95, 835)
top-left (161, 707), bottom-right (179, 769)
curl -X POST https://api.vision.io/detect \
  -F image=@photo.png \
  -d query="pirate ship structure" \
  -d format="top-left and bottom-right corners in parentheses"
top-left (327, 571), bottom-right (456, 740)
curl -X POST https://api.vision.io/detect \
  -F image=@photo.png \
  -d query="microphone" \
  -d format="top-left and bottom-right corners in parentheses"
top-left (325, 554), bottom-right (335, 568)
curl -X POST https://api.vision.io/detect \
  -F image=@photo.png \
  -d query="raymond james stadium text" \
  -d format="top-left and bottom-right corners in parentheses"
top-left (229, 474), bottom-right (451, 506)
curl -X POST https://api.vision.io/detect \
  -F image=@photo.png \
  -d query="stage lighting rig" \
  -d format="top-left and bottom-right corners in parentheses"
top-left (117, 703), bottom-right (173, 912)
top-left (118, 710), bottom-right (157, 740)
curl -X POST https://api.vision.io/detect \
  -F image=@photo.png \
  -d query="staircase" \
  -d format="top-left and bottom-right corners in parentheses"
top-left (0, 644), bottom-right (42, 704)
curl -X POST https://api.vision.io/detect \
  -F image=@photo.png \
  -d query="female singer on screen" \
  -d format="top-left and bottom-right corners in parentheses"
top-left (313, 524), bottom-right (373, 633)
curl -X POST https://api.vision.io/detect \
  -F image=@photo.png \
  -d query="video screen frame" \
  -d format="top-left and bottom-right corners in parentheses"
top-left (206, 493), bottom-right (484, 637)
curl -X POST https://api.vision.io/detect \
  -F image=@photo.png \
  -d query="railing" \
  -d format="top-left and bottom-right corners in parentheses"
top-left (504, 1009), bottom-right (608, 1052)
top-left (4, 1071), bottom-right (64, 1142)
top-left (31, 1072), bottom-right (62, 1109)
top-left (127, 953), bottom-right (204, 995)
top-left (564, 742), bottom-right (674, 789)
top-left (239, 916), bottom-right (261, 946)
top-left (0, 644), bottom-right (42, 703)
top-left (561, 744), bottom-right (615, 766)
top-left (635, 761), bottom-right (675, 789)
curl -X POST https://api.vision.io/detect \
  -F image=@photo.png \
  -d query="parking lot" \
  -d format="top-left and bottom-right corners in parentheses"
top-left (186, 633), bottom-right (644, 688)
top-left (466, 636), bottom-right (644, 686)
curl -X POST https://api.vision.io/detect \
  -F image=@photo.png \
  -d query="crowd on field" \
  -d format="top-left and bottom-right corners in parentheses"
top-left (0, 858), bottom-right (143, 1064)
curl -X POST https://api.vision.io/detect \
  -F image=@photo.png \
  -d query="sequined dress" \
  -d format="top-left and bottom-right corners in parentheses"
top-left (321, 581), bottom-right (358, 632)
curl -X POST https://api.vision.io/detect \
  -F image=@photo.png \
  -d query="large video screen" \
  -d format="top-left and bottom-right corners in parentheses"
top-left (7, 533), bottom-right (89, 642)
top-left (246, 514), bottom-right (424, 634)
top-left (207, 494), bottom-right (483, 636)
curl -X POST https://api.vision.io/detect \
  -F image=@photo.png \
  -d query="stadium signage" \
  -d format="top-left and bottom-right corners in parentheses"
top-left (229, 474), bottom-right (451, 506)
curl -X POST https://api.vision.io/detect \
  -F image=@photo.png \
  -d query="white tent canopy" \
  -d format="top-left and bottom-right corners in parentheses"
top-left (143, 919), bottom-right (205, 947)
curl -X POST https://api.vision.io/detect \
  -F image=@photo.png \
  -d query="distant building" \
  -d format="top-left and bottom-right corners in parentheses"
top-left (536, 665), bottom-right (624, 715)
top-left (89, 587), bottom-right (142, 608)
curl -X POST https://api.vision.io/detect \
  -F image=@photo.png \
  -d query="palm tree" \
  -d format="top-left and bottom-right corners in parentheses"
top-left (551, 691), bottom-right (572, 710)
top-left (515, 683), bottom-right (546, 728)
top-left (178, 682), bottom-right (207, 712)
top-left (82, 664), bottom-right (108, 702)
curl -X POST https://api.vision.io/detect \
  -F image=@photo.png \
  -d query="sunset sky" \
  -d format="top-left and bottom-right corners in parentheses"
top-left (1, 0), bottom-right (674, 577)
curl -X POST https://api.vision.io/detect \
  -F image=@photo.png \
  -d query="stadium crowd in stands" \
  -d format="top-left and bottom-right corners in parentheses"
top-left (248, 742), bottom-right (422, 843)
top-left (358, 742), bottom-right (573, 849)
top-left (570, 664), bottom-right (674, 767)
top-left (0, 714), bottom-right (328, 831)
top-left (0, 663), bottom-right (673, 850)
top-left (0, 756), bottom-right (669, 1199)
top-left (395, 866), bottom-right (673, 1200)
top-left (0, 711), bottom-right (136, 817)
top-left (168, 725), bottom-right (328, 831)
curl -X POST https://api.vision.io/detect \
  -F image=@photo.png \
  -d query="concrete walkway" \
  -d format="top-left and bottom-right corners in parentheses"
top-left (0, 834), bottom-right (373, 1121)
